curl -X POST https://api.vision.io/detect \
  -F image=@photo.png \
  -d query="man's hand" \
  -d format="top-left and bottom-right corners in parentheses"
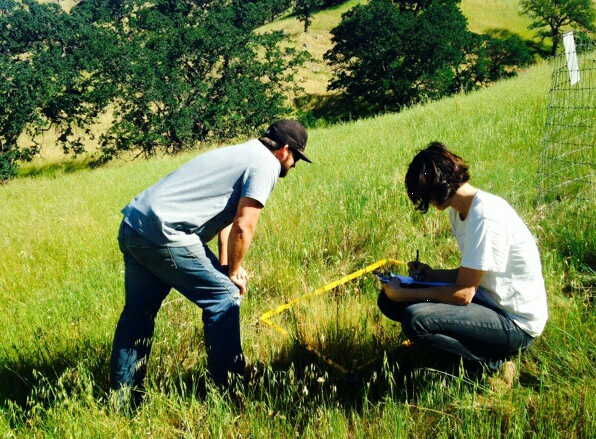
top-left (225, 266), bottom-right (249, 295)
top-left (229, 273), bottom-right (247, 296)
top-left (236, 266), bottom-right (249, 282)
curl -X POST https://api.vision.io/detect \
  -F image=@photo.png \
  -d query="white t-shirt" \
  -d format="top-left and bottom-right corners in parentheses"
top-left (449, 190), bottom-right (548, 337)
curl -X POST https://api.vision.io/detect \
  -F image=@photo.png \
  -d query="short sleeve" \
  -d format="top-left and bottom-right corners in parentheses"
top-left (460, 217), bottom-right (509, 272)
top-left (241, 159), bottom-right (280, 207)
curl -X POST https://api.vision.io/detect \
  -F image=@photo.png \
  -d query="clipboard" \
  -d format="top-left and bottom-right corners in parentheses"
top-left (377, 273), bottom-right (452, 288)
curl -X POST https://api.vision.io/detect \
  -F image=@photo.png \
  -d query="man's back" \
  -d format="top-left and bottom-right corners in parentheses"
top-left (122, 139), bottom-right (280, 246)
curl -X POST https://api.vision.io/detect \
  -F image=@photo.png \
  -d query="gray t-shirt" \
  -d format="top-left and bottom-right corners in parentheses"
top-left (122, 139), bottom-right (281, 246)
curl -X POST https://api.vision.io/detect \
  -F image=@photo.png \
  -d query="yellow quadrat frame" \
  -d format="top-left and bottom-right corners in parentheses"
top-left (259, 258), bottom-right (404, 374)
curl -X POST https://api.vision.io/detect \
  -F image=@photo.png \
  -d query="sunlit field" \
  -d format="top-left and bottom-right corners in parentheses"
top-left (461, 0), bottom-right (533, 39)
top-left (3, 59), bottom-right (596, 436)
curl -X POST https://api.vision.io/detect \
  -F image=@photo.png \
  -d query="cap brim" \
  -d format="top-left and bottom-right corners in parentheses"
top-left (292, 148), bottom-right (312, 163)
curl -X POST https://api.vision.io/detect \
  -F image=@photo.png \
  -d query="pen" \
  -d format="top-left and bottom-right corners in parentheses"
top-left (414, 249), bottom-right (420, 280)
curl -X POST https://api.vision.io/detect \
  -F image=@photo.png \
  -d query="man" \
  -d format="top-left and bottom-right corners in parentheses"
top-left (110, 120), bottom-right (311, 401)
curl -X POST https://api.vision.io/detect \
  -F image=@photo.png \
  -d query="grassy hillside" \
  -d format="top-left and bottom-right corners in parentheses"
top-left (462, 0), bottom-right (533, 38)
top-left (3, 59), bottom-right (596, 437)
top-left (260, 0), bottom-right (533, 97)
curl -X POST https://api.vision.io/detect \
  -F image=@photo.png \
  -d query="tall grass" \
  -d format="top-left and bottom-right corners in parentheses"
top-left (2, 60), bottom-right (596, 437)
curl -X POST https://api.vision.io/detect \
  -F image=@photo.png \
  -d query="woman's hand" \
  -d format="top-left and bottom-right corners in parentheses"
top-left (382, 277), bottom-right (408, 302)
top-left (407, 261), bottom-right (432, 280)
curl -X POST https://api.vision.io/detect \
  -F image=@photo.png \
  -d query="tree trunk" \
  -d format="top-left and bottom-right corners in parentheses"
top-left (551, 29), bottom-right (560, 57)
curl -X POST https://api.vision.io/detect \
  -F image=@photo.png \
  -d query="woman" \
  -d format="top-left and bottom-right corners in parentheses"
top-left (378, 142), bottom-right (548, 374)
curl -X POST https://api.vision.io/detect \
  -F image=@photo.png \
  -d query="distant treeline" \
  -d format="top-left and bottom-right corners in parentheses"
top-left (323, 0), bottom-right (535, 121)
top-left (1, 0), bottom-right (594, 181)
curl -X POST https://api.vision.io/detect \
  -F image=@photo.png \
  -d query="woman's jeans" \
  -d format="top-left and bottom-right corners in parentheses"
top-left (110, 221), bottom-right (245, 395)
top-left (377, 291), bottom-right (534, 373)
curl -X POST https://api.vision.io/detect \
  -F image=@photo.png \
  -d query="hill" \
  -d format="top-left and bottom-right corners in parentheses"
top-left (259, 0), bottom-right (533, 96)
top-left (2, 60), bottom-right (596, 436)
top-left (22, 0), bottom-right (534, 173)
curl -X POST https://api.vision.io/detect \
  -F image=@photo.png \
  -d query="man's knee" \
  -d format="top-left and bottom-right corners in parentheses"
top-left (202, 294), bottom-right (240, 327)
top-left (120, 302), bottom-right (160, 327)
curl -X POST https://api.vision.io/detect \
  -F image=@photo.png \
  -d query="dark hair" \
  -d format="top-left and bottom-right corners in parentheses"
top-left (405, 142), bottom-right (470, 213)
top-left (258, 136), bottom-right (284, 151)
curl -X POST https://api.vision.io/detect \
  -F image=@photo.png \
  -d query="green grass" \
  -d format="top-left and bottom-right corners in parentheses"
top-left (3, 59), bottom-right (596, 437)
top-left (461, 0), bottom-right (534, 39)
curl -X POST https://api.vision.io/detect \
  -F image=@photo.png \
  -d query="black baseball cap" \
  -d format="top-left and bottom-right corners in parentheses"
top-left (263, 119), bottom-right (311, 163)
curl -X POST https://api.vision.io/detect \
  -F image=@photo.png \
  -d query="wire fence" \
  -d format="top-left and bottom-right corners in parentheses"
top-left (539, 32), bottom-right (596, 201)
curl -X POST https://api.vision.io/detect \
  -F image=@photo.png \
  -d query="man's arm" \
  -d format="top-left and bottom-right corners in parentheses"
top-left (227, 196), bottom-right (263, 295)
top-left (384, 266), bottom-right (485, 305)
top-left (218, 224), bottom-right (232, 266)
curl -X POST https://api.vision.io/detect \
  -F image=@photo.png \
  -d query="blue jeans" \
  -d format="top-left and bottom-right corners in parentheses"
top-left (110, 221), bottom-right (245, 395)
top-left (377, 291), bottom-right (533, 373)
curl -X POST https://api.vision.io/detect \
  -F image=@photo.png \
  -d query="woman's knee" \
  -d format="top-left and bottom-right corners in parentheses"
top-left (377, 292), bottom-right (409, 321)
top-left (399, 303), bottom-right (437, 341)
top-left (377, 291), bottom-right (394, 319)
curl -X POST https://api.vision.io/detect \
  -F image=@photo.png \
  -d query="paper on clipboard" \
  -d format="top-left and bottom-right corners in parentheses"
top-left (563, 32), bottom-right (580, 86)
top-left (393, 275), bottom-right (452, 287)
top-left (376, 273), bottom-right (451, 287)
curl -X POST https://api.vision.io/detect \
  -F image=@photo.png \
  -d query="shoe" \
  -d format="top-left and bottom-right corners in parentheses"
top-left (488, 360), bottom-right (518, 393)
top-left (501, 360), bottom-right (518, 387)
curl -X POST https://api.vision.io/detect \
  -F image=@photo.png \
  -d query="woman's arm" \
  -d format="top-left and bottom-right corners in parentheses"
top-left (407, 261), bottom-right (459, 283)
top-left (384, 266), bottom-right (485, 305)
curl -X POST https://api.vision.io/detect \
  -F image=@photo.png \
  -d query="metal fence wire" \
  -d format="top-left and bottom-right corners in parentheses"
top-left (539, 32), bottom-right (596, 201)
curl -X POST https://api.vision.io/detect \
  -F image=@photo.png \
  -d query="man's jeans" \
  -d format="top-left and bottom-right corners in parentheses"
top-left (377, 291), bottom-right (533, 373)
top-left (110, 221), bottom-right (245, 395)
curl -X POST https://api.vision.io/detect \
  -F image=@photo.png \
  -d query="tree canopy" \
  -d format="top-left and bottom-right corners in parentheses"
top-left (324, 0), bottom-right (532, 117)
top-left (0, 0), bottom-right (539, 182)
top-left (0, 0), bottom-right (114, 181)
top-left (0, 0), bottom-right (304, 181)
top-left (520, 0), bottom-right (596, 55)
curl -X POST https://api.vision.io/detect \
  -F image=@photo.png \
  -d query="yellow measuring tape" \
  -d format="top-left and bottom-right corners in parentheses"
top-left (259, 258), bottom-right (404, 374)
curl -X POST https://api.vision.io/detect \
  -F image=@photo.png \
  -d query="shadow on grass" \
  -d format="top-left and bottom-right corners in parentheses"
top-left (18, 158), bottom-right (93, 179)
top-left (0, 335), bottom-right (463, 415)
top-left (0, 338), bottom-right (112, 410)
top-left (234, 336), bottom-right (482, 419)
top-left (484, 28), bottom-right (551, 61)
top-left (525, 39), bottom-right (551, 60)
top-left (295, 93), bottom-right (378, 126)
